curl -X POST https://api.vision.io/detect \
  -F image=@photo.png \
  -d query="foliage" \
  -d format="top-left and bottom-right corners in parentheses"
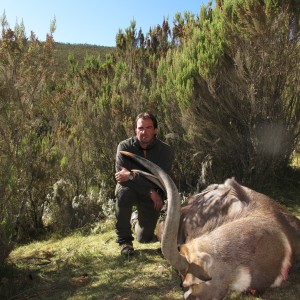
top-left (52, 42), bottom-right (114, 79)
top-left (0, 2), bottom-right (300, 299)
top-left (0, 0), bottom-right (299, 251)
top-left (43, 179), bottom-right (115, 233)
top-left (0, 15), bottom-right (58, 246)
top-left (0, 14), bottom-right (116, 246)
top-left (158, 0), bottom-right (300, 188)
top-left (0, 222), bottom-right (13, 265)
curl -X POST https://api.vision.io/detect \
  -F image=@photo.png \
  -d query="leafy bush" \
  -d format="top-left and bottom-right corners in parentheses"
top-left (0, 222), bottom-right (13, 265)
top-left (43, 179), bottom-right (116, 233)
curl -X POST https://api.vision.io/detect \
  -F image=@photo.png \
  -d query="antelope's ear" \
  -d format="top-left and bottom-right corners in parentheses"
top-left (180, 246), bottom-right (213, 283)
top-left (182, 252), bottom-right (213, 287)
top-left (186, 261), bottom-right (212, 282)
top-left (182, 254), bottom-right (213, 287)
top-left (182, 272), bottom-right (205, 287)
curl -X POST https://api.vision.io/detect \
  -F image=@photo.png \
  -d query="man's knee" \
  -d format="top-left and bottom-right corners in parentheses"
top-left (134, 222), bottom-right (156, 243)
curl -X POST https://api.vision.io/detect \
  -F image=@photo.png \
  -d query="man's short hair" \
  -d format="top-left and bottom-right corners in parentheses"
top-left (135, 112), bottom-right (158, 129)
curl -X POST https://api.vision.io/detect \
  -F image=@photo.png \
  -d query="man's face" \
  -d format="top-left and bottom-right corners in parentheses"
top-left (135, 118), bottom-right (157, 147)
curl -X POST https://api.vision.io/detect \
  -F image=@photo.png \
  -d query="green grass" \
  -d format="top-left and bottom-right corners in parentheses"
top-left (1, 221), bottom-right (300, 300)
top-left (1, 163), bottom-right (300, 299)
top-left (1, 228), bottom-right (183, 300)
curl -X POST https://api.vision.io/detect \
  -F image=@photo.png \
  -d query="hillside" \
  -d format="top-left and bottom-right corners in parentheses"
top-left (52, 42), bottom-right (115, 78)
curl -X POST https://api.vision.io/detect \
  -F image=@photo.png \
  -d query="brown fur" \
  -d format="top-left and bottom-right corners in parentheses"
top-left (180, 215), bottom-right (292, 299)
top-left (157, 179), bottom-right (300, 264)
top-left (155, 178), bottom-right (300, 299)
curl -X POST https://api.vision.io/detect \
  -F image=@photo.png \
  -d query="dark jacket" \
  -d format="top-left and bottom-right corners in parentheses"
top-left (115, 136), bottom-right (173, 198)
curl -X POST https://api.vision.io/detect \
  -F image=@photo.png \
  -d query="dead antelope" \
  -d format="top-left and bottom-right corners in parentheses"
top-left (181, 215), bottom-right (292, 299)
top-left (121, 151), bottom-right (300, 300)
top-left (160, 178), bottom-right (300, 261)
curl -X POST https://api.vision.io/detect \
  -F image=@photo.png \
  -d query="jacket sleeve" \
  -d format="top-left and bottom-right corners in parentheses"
top-left (115, 142), bottom-right (131, 172)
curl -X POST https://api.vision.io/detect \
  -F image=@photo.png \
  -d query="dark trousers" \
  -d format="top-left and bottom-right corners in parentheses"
top-left (115, 185), bottom-right (159, 245)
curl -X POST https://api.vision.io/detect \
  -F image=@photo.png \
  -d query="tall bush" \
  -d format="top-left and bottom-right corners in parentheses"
top-left (158, 0), bottom-right (299, 188)
top-left (0, 16), bottom-right (58, 243)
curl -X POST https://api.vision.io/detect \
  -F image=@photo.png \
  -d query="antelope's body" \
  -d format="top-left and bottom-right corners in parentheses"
top-left (120, 151), bottom-right (300, 300)
top-left (181, 215), bottom-right (292, 299)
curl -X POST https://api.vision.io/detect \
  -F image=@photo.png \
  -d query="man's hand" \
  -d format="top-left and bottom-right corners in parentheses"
top-left (150, 190), bottom-right (163, 211)
top-left (115, 166), bottom-right (131, 183)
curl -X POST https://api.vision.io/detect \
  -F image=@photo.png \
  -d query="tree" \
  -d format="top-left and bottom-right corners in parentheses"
top-left (0, 14), bottom-right (57, 244)
top-left (158, 0), bottom-right (299, 188)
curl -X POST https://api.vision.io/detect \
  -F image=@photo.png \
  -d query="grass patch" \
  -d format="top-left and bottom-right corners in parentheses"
top-left (1, 226), bottom-right (300, 300)
top-left (1, 230), bottom-right (183, 300)
top-left (1, 168), bottom-right (299, 299)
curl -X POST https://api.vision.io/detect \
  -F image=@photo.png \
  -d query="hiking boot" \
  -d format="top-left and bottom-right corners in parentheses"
top-left (120, 243), bottom-right (134, 256)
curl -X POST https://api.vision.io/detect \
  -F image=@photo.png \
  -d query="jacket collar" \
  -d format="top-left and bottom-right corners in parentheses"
top-left (133, 136), bottom-right (157, 150)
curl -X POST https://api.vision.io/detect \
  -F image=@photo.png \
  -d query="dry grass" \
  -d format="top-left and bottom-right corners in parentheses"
top-left (1, 221), bottom-right (300, 300)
